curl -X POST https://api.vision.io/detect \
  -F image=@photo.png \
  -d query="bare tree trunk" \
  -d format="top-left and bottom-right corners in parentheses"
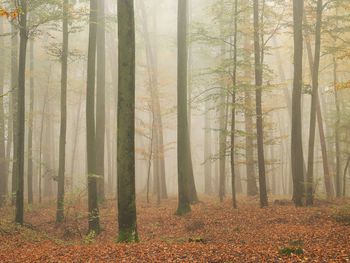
top-left (117, 0), bottom-right (138, 242)
top-left (176, 0), bottom-right (193, 215)
top-left (15, 0), bottom-right (28, 225)
top-left (204, 98), bottom-right (212, 194)
top-left (96, 0), bottom-right (106, 202)
top-left (86, 0), bottom-right (100, 234)
top-left (253, 0), bottom-right (268, 207)
top-left (291, 0), bottom-right (305, 207)
top-left (11, 25), bottom-right (18, 206)
top-left (27, 39), bottom-right (34, 205)
top-left (230, 0), bottom-right (238, 208)
top-left (56, 0), bottom-right (69, 222)
top-left (0, 19), bottom-right (7, 207)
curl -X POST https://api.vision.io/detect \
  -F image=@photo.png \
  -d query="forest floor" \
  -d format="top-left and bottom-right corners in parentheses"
top-left (0, 195), bottom-right (350, 262)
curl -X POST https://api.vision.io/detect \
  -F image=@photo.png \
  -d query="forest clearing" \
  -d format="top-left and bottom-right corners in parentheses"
top-left (1, 197), bottom-right (350, 262)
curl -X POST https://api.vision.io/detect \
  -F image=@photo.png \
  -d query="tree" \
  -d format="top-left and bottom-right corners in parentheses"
top-left (291, 0), bottom-right (305, 207)
top-left (15, 0), bottom-right (28, 225)
top-left (176, 0), bottom-right (192, 215)
top-left (117, 0), bottom-right (138, 242)
top-left (305, 0), bottom-right (325, 205)
top-left (204, 98), bottom-right (212, 195)
top-left (0, 18), bottom-right (7, 207)
top-left (86, 0), bottom-right (100, 234)
top-left (11, 23), bottom-right (18, 207)
top-left (230, 0), bottom-right (238, 209)
top-left (253, 0), bottom-right (268, 208)
top-left (27, 39), bottom-right (34, 205)
top-left (56, 0), bottom-right (69, 223)
top-left (96, 0), bottom-right (106, 202)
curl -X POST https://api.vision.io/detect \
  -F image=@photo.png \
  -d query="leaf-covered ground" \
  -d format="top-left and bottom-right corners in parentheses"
top-left (1, 196), bottom-right (350, 262)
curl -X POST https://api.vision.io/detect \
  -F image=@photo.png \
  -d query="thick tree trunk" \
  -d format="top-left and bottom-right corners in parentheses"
top-left (86, 0), bottom-right (100, 234)
top-left (117, 0), bottom-right (138, 242)
top-left (15, 0), bottom-right (28, 225)
top-left (176, 0), bottom-right (192, 215)
top-left (253, 0), bottom-right (268, 207)
top-left (57, 0), bottom-right (69, 223)
top-left (291, 0), bottom-right (305, 207)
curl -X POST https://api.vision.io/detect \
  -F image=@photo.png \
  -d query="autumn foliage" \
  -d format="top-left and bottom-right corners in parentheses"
top-left (1, 197), bottom-right (350, 262)
top-left (0, 7), bottom-right (18, 19)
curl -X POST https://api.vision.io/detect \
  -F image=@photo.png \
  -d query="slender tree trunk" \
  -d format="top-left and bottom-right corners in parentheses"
top-left (0, 19), bottom-right (7, 207)
top-left (11, 25), bottom-right (18, 206)
top-left (253, 0), bottom-right (268, 207)
top-left (204, 99), bottom-right (212, 194)
top-left (333, 59), bottom-right (341, 197)
top-left (176, 0), bottom-right (192, 215)
top-left (96, 0), bottom-right (106, 202)
top-left (56, 0), bottom-right (69, 223)
top-left (304, 4), bottom-right (333, 201)
top-left (117, 0), bottom-right (138, 242)
top-left (305, 0), bottom-right (323, 206)
top-left (86, 0), bottom-right (100, 234)
top-left (291, 0), bottom-right (305, 207)
top-left (230, 0), bottom-right (238, 209)
top-left (70, 87), bottom-right (83, 193)
top-left (38, 71), bottom-right (50, 204)
top-left (15, 0), bottom-right (28, 225)
top-left (27, 39), bottom-right (34, 205)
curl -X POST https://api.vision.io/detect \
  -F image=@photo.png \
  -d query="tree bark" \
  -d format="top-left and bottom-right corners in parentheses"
top-left (15, 0), bottom-right (28, 225)
top-left (96, 0), bottom-right (106, 202)
top-left (56, 0), bottom-right (69, 223)
top-left (176, 0), bottom-right (192, 215)
top-left (204, 99), bottom-right (212, 194)
top-left (230, 0), bottom-right (238, 209)
top-left (117, 0), bottom-right (138, 242)
top-left (11, 24), bottom-right (18, 206)
top-left (0, 19), bottom-right (7, 207)
top-left (27, 39), bottom-right (34, 205)
top-left (86, 0), bottom-right (100, 234)
top-left (253, 0), bottom-right (268, 207)
top-left (291, 0), bottom-right (305, 207)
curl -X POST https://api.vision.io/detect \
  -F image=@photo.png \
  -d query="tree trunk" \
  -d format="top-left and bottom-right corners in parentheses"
top-left (0, 19), bottom-right (7, 207)
top-left (117, 0), bottom-right (138, 242)
top-left (291, 0), bottom-right (305, 207)
top-left (96, 0), bottom-right (106, 202)
top-left (333, 58), bottom-right (341, 197)
top-left (204, 98), bottom-right (212, 194)
top-left (230, 0), bottom-right (238, 209)
top-left (56, 0), bottom-right (69, 223)
top-left (15, 0), bottom-right (28, 225)
top-left (11, 24), bottom-right (18, 206)
top-left (86, 0), bottom-right (100, 234)
top-left (27, 39), bottom-right (34, 205)
top-left (253, 0), bottom-right (268, 207)
top-left (176, 0), bottom-right (192, 215)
